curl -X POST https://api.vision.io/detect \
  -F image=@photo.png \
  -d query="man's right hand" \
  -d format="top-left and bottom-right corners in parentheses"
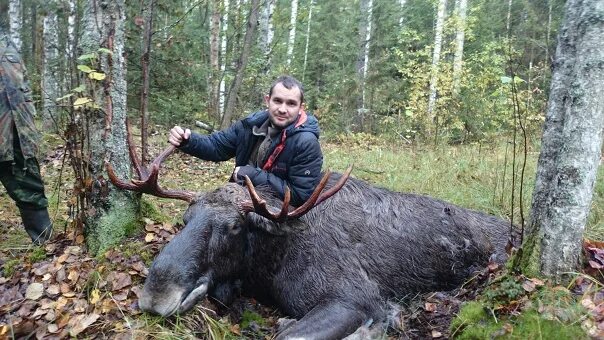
top-left (168, 126), bottom-right (191, 147)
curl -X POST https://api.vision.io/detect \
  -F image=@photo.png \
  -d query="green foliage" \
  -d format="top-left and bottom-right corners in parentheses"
top-left (241, 310), bottom-right (266, 329)
top-left (2, 258), bottom-right (20, 277)
top-left (452, 284), bottom-right (589, 339)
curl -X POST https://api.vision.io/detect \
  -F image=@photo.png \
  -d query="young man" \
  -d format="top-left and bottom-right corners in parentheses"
top-left (0, 30), bottom-right (53, 244)
top-left (169, 75), bottom-right (323, 206)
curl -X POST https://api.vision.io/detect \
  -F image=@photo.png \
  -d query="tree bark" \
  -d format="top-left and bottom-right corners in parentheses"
top-left (286, 0), bottom-right (298, 67)
top-left (452, 0), bottom-right (468, 96)
top-left (218, 0), bottom-right (230, 117)
top-left (520, 0), bottom-right (604, 280)
top-left (42, 0), bottom-right (60, 131)
top-left (9, 0), bottom-right (22, 52)
top-left (399, 0), bottom-right (407, 27)
top-left (208, 0), bottom-right (221, 122)
top-left (427, 0), bottom-right (447, 131)
top-left (220, 0), bottom-right (259, 129)
top-left (80, 0), bottom-right (140, 254)
top-left (139, 0), bottom-right (155, 165)
top-left (355, 0), bottom-right (373, 132)
top-left (302, 0), bottom-right (314, 81)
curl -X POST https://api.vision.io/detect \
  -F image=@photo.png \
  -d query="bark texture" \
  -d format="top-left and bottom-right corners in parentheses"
top-left (80, 0), bottom-right (140, 254)
top-left (42, 1), bottom-right (60, 131)
top-left (452, 0), bottom-right (468, 96)
top-left (8, 0), bottom-right (21, 52)
top-left (427, 0), bottom-right (447, 125)
top-left (521, 0), bottom-right (604, 279)
top-left (286, 0), bottom-right (298, 66)
top-left (220, 0), bottom-right (259, 129)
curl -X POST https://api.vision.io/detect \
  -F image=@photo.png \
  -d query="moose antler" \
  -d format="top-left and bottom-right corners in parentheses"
top-left (106, 123), bottom-right (197, 203)
top-left (241, 166), bottom-right (353, 222)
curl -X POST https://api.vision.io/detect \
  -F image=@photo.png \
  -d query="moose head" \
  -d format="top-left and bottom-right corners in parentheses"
top-left (106, 134), bottom-right (351, 316)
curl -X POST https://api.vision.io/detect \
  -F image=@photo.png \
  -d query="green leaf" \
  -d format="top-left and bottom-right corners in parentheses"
top-left (89, 72), bottom-right (106, 80)
top-left (97, 48), bottom-right (113, 55)
top-left (72, 85), bottom-right (86, 93)
top-left (56, 93), bottom-right (74, 102)
top-left (513, 76), bottom-right (526, 84)
top-left (77, 65), bottom-right (93, 73)
top-left (500, 76), bottom-right (512, 84)
top-left (77, 53), bottom-right (97, 61)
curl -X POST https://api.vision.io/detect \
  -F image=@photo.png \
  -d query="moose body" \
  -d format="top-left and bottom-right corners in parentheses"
top-left (136, 173), bottom-right (511, 339)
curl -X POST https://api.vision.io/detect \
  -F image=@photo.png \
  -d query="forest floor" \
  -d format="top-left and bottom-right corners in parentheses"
top-left (1, 132), bottom-right (604, 339)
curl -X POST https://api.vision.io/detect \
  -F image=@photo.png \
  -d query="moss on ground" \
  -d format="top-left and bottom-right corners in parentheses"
top-left (452, 278), bottom-right (589, 339)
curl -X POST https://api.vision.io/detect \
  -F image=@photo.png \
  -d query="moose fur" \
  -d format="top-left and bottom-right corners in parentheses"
top-left (138, 173), bottom-right (511, 339)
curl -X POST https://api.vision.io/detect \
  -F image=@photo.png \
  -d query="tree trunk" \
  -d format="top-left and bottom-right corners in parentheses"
top-left (9, 0), bottom-right (22, 52)
top-left (259, 0), bottom-right (274, 61)
top-left (427, 0), bottom-right (447, 131)
top-left (66, 0), bottom-right (77, 90)
top-left (42, 0), bottom-right (60, 131)
top-left (452, 0), bottom-right (467, 96)
top-left (208, 0), bottom-right (221, 123)
top-left (139, 0), bottom-right (155, 165)
top-left (355, 0), bottom-right (373, 132)
top-left (220, 0), bottom-right (259, 129)
top-left (218, 0), bottom-right (230, 117)
top-left (399, 0), bottom-right (407, 27)
top-left (80, 0), bottom-right (140, 254)
top-left (286, 0), bottom-right (298, 67)
top-left (302, 0), bottom-right (314, 81)
top-left (519, 0), bottom-right (604, 280)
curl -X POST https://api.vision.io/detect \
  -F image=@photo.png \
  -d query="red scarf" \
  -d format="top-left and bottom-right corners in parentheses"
top-left (262, 110), bottom-right (308, 171)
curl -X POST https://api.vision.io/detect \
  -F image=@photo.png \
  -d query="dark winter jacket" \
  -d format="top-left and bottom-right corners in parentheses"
top-left (179, 110), bottom-right (323, 206)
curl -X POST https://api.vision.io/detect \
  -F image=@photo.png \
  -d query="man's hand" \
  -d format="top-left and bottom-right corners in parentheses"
top-left (232, 165), bottom-right (258, 182)
top-left (169, 126), bottom-right (191, 147)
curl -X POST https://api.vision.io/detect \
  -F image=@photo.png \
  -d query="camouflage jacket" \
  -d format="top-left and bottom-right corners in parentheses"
top-left (0, 34), bottom-right (40, 162)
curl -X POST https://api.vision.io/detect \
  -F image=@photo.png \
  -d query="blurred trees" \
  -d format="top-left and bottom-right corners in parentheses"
top-left (10, 0), bottom-right (566, 143)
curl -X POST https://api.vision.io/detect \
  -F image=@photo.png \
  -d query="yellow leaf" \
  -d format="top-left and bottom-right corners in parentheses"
top-left (73, 97), bottom-right (93, 108)
top-left (145, 233), bottom-right (155, 243)
top-left (89, 72), bottom-right (106, 80)
top-left (90, 289), bottom-right (101, 304)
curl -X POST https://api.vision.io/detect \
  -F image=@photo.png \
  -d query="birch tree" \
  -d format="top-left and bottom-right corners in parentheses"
top-left (398, 0), bottom-right (407, 27)
top-left (452, 0), bottom-right (468, 96)
top-left (8, 0), bottom-right (21, 52)
top-left (218, 0), bottom-right (230, 116)
top-left (42, 0), bottom-right (60, 131)
top-left (259, 0), bottom-right (275, 62)
top-left (80, 0), bottom-right (139, 254)
top-left (139, 0), bottom-right (155, 164)
top-left (66, 0), bottom-right (77, 89)
top-left (286, 0), bottom-right (298, 67)
top-left (208, 0), bottom-right (221, 122)
top-left (302, 0), bottom-right (314, 81)
top-left (221, 0), bottom-right (259, 129)
top-left (426, 0), bottom-right (447, 130)
top-left (519, 0), bottom-right (604, 280)
top-left (356, 0), bottom-right (373, 131)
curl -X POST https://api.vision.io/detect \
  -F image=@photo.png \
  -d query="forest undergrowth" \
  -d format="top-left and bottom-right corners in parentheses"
top-left (1, 131), bottom-right (603, 339)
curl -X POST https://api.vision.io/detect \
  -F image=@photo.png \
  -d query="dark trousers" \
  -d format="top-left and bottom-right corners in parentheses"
top-left (0, 132), bottom-right (48, 210)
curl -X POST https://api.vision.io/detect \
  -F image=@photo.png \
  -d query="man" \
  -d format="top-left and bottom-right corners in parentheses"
top-left (169, 75), bottom-right (323, 206)
top-left (0, 31), bottom-right (53, 244)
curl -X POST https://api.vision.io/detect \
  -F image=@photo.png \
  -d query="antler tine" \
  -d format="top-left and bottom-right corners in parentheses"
top-left (312, 165), bottom-right (353, 207)
top-left (286, 170), bottom-right (332, 219)
top-left (126, 119), bottom-right (147, 179)
top-left (243, 176), bottom-right (291, 221)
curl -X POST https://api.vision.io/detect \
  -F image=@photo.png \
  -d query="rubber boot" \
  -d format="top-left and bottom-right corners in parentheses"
top-left (19, 207), bottom-right (53, 245)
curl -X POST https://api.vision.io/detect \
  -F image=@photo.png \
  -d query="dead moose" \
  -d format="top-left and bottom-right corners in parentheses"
top-left (107, 142), bottom-right (512, 339)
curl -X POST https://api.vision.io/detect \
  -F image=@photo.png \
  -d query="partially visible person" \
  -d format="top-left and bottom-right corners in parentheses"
top-left (0, 29), bottom-right (53, 244)
top-left (169, 75), bottom-right (323, 206)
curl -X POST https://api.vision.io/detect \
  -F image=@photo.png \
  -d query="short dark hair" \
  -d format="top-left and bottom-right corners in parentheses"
top-left (269, 75), bottom-right (304, 103)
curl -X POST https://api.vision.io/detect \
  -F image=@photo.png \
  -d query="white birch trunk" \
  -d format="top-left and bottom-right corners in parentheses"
top-left (399, 0), bottom-right (407, 27)
top-left (80, 0), bottom-right (139, 254)
top-left (219, 0), bottom-right (230, 116)
top-left (8, 0), bottom-right (22, 52)
top-left (209, 0), bottom-right (221, 121)
top-left (355, 0), bottom-right (373, 131)
top-left (522, 0), bottom-right (604, 280)
top-left (66, 0), bottom-right (76, 61)
top-left (286, 0), bottom-right (298, 67)
top-left (506, 0), bottom-right (513, 34)
top-left (452, 0), bottom-right (468, 96)
top-left (427, 0), bottom-right (447, 123)
top-left (42, 1), bottom-right (60, 131)
top-left (302, 0), bottom-right (314, 81)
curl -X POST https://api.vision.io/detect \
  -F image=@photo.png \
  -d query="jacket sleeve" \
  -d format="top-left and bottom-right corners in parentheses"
top-left (178, 121), bottom-right (242, 162)
top-left (242, 133), bottom-right (323, 206)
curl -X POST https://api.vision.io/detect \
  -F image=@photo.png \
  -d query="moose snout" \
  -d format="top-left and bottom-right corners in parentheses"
top-left (138, 284), bottom-right (187, 317)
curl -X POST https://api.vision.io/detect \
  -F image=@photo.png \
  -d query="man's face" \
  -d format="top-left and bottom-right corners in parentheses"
top-left (265, 82), bottom-right (303, 129)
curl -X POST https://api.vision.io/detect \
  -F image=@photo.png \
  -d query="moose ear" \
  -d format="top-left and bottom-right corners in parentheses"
top-left (229, 222), bottom-right (243, 235)
top-left (246, 213), bottom-right (307, 236)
